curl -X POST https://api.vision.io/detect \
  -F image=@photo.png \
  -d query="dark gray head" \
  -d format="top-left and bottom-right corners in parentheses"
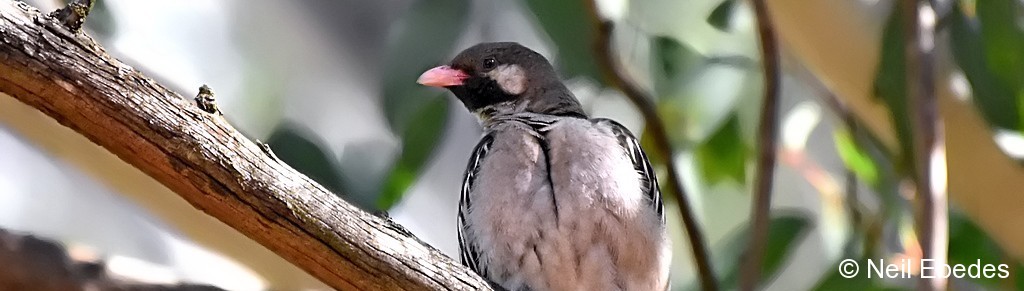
top-left (418, 42), bottom-right (586, 119)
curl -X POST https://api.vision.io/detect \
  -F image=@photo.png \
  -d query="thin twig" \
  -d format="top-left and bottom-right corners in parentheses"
top-left (821, 92), bottom-right (865, 224)
top-left (817, 92), bottom-right (899, 164)
top-left (900, 0), bottom-right (947, 290)
top-left (830, 93), bottom-right (867, 256)
top-left (841, 133), bottom-right (866, 258)
top-left (739, 0), bottom-right (782, 289)
top-left (582, 4), bottom-right (718, 291)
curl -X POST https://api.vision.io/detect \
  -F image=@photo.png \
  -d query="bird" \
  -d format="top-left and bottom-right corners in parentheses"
top-left (417, 42), bottom-right (670, 291)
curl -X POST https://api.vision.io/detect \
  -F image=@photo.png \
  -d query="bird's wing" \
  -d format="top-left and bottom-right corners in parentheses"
top-left (592, 118), bottom-right (665, 223)
top-left (458, 133), bottom-right (495, 275)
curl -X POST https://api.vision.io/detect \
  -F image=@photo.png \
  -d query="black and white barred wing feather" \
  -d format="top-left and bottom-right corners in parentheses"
top-left (457, 133), bottom-right (494, 275)
top-left (593, 118), bottom-right (665, 223)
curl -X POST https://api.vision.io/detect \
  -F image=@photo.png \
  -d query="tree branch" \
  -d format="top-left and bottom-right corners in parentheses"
top-left (0, 1), bottom-right (490, 290)
top-left (0, 227), bottom-right (226, 291)
top-left (739, 0), bottom-right (782, 289)
top-left (900, 0), bottom-right (947, 289)
top-left (582, 3), bottom-right (718, 291)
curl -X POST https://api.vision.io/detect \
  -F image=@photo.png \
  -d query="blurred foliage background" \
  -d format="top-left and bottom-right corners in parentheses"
top-left (1, 0), bottom-right (1024, 290)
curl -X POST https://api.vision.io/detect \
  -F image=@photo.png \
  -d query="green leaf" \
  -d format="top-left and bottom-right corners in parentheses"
top-left (695, 115), bottom-right (748, 184)
top-left (948, 211), bottom-right (1023, 289)
top-left (872, 4), bottom-right (913, 173)
top-left (707, 0), bottom-right (738, 31)
top-left (714, 213), bottom-right (812, 289)
top-left (760, 216), bottom-right (810, 279)
top-left (524, 0), bottom-right (603, 82)
top-left (377, 97), bottom-right (449, 210)
top-left (266, 123), bottom-right (349, 200)
top-left (949, 2), bottom-right (1021, 130)
top-left (651, 36), bottom-right (703, 99)
top-left (833, 129), bottom-right (880, 186)
top-left (653, 36), bottom-right (697, 82)
top-left (976, 0), bottom-right (1024, 91)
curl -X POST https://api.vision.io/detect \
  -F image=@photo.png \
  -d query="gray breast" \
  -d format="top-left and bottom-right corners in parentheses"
top-left (465, 118), bottom-right (670, 291)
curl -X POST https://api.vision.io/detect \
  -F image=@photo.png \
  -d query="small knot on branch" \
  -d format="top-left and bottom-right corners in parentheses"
top-left (48, 0), bottom-right (95, 32)
top-left (194, 84), bottom-right (223, 115)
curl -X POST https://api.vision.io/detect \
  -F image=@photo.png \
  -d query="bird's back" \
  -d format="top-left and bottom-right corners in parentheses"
top-left (460, 116), bottom-right (671, 291)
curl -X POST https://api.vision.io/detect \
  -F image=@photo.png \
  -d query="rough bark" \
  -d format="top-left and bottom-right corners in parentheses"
top-left (0, 1), bottom-right (490, 290)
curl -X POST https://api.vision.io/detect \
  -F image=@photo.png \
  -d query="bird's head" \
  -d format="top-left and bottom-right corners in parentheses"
top-left (417, 42), bottom-right (585, 119)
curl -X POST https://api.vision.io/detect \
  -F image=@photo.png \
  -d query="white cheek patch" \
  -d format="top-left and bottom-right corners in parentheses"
top-left (487, 64), bottom-right (527, 95)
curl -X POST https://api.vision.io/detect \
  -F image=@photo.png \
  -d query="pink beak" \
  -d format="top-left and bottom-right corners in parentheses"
top-left (417, 66), bottom-right (469, 87)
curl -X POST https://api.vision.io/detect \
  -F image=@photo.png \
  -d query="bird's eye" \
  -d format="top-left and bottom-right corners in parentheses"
top-left (483, 58), bottom-right (497, 70)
